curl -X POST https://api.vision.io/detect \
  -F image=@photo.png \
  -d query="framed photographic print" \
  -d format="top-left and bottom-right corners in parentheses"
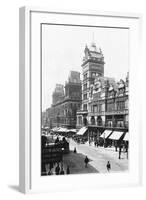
top-left (19, 7), bottom-right (142, 193)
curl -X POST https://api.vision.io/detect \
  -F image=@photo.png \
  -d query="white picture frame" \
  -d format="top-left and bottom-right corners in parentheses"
top-left (19, 6), bottom-right (142, 194)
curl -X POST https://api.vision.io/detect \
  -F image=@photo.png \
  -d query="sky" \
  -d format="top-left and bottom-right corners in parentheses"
top-left (42, 24), bottom-right (129, 111)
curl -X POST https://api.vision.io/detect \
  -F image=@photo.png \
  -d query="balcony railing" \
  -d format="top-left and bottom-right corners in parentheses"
top-left (77, 110), bottom-right (88, 115)
top-left (105, 109), bottom-right (128, 115)
top-left (88, 123), bottom-right (129, 129)
top-left (83, 109), bottom-right (128, 116)
top-left (88, 111), bottom-right (105, 116)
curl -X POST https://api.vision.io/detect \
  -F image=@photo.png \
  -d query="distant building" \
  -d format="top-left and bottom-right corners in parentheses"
top-left (42, 110), bottom-right (48, 127)
top-left (52, 84), bottom-right (65, 105)
top-left (47, 71), bottom-right (82, 128)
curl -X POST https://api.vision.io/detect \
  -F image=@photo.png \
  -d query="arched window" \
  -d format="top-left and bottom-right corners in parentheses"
top-left (97, 116), bottom-right (102, 126)
top-left (91, 116), bottom-right (95, 125)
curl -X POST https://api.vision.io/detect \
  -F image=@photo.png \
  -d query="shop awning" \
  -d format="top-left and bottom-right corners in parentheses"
top-left (67, 129), bottom-right (76, 133)
top-left (100, 130), bottom-right (112, 139)
top-left (109, 131), bottom-right (124, 140)
top-left (57, 127), bottom-right (67, 132)
top-left (51, 127), bottom-right (60, 132)
top-left (76, 127), bottom-right (87, 136)
top-left (123, 132), bottom-right (129, 141)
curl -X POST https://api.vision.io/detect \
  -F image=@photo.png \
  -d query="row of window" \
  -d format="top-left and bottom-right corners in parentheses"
top-left (106, 101), bottom-right (126, 112)
top-left (52, 118), bottom-right (76, 125)
top-left (83, 100), bottom-right (128, 114)
top-left (83, 90), bottom-right (128, 100)
top-left (83, 72), bottom-right (97, 80)
top-left (77, 117), bottom-right (128, 127)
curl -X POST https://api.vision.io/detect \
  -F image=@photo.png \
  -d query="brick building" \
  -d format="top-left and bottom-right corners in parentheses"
top-left (46, 71), bottom-right (82, 129)
top-left (76, 42), bottom-right (129, 142)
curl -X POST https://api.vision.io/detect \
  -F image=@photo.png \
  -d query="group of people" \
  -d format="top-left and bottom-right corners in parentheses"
top-left (47, 162), bottom-right (70, 175)
top-left (113, 142), bottom-right (129, 159)
top-left (72, 136), bottom-right (88, 144)
top-left (93, 139), bottom-right (129, 160)
top-left (94, 140), bottom-right (100, 147)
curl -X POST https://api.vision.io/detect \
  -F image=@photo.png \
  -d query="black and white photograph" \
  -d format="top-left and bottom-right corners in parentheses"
top-left (41, 24), bottom-right (129, 176)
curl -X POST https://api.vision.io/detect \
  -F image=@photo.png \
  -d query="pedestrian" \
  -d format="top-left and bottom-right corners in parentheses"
top-left (49, 162), bottom-right (53, 171)
top-left (84, 156), bottom-right (89, 168)
top-left (60, 167), bottom-right (65, 175)
top-left (126, 146), bottom-right (128, 159)
top-left (74, 147), bottom-right (77, 153)
top-left (55, 137), bottom-right (59, 144)
top-left (94, 141), bottom-right (96, 147)
top-left (66, 165), bottom-right (70, 174)
top-left (119, 146), bottom-right (122, 159)
top-left (115, 142), bottom-right (118, 152)
top-left (106, 161), bottom-right (111, 172)
top-left (55, 163), bottom-right (60, 175)
top-left (48, 170), bottom-right (52, 175)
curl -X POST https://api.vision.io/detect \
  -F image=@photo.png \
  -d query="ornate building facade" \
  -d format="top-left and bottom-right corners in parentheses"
top-left (76, 42), bottom-right (129, 141)
top-left (77, 42), bottom-right (105, 127)
top-left (46, 71), bottom-right (82, 129)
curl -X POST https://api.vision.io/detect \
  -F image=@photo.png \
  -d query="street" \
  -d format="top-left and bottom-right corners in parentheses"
top-left (62, 138), bottom-right (128, 174)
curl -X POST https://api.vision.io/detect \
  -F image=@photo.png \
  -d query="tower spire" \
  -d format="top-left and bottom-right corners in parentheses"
top-left (90, 33), bottom-right (97, 52)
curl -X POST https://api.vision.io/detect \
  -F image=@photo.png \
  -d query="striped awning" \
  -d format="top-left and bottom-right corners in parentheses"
top-left (109, 131), bottom-right (124, 140)
top-left (100, 130), bottom-right (112, 139)
top-left (76, 127), bottom-right (87, 136)
top-left (123, 132), bottom-right (129, 141)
